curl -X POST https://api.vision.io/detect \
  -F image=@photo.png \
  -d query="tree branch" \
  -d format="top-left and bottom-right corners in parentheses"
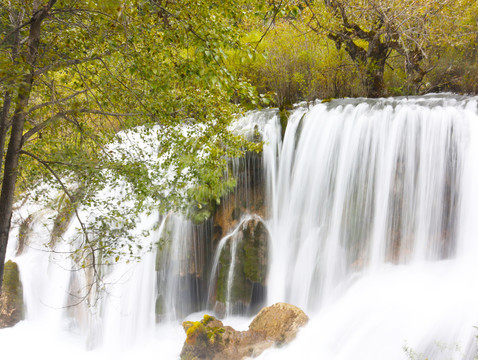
top-left (254, 0), bottom-right (283, 51)
top-left (19, 149), bottom-right (99, 295)
top-left (33, 54), bottom-right (106, 76)
top-left (27, 89), bottom-right (88, 114)
top-left (0, 19), bottom-right (32, 47)
top-left (22, 108), bottom-right (141, 144)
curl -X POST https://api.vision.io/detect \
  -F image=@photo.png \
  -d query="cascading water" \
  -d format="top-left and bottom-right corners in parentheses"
top-left (1, 94), bottom-right (478, 360)
top-left (260, 94), bottom-right (478, 359)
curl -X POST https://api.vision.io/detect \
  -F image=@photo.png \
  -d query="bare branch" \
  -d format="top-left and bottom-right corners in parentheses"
top-left (254, 0), bottom-right (283, 51)
top-left (19, 149), bottom-right (100, 297)
top-left (75, 108), bottom-right (142, 117)
top-left (27, 89), bottom-right (88, 114)
top-left (22, 108), bottom-right (141, 144)
top-left (0, 19), bottom-right (32, 47)
top-left (22, 112), bottom-right (63, 144)
top-left (33, 54), bottom-right (106, 76)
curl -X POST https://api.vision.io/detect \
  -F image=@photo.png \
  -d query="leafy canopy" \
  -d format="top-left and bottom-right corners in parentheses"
top-left (0, 0), bottom-right (263, 265)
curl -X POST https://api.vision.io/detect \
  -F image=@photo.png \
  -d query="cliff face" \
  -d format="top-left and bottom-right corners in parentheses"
top-left (154, 151), bottom-right (269, 320)
top-left (209, 152), bottom-right (268, 316)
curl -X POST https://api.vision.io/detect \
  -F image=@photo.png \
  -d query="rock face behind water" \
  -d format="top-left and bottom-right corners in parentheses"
top-left (0, 260), bottom-right (24, 328)
top-left (180, 303), bottom-right (308, 360)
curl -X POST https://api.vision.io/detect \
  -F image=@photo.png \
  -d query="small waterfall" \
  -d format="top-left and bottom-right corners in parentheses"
top-left (204, 109), bottom-right (276, 315)
top-left (207, 214), bottom-right (268, 316)
top-left (154, 213), bottom-right (213, 321)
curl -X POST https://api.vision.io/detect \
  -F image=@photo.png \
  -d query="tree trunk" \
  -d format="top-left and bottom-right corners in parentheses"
top-left (364, 58), bottom-right (386, 98)
top-left (327, 33), bottom-right (388, 98)
top-left (0, 2), bottom-right (55, 295)
top-left (0, 10), bottom-right (23, 174)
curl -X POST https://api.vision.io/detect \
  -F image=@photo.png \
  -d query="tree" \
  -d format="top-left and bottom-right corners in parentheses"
top-left (0, 0), bottom-right (260, 294)
top-left (294, 0), bottom-right (478, 97)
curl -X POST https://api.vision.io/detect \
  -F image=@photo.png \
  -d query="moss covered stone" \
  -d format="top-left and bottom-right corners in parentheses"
top-left (180, 304), bottom-right (308, 360)
top-left (242, 220), bottom-right (268, 284)
top-left (181, 315), bottom-right (227, 359)
top-left (214, 218), bottom-right (268, 313)
top-left (0, 260), bottom-right (24, 328)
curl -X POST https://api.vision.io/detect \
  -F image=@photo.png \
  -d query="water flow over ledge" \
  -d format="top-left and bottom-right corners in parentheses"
top-left (261, 95), bottom-right (478, 359)
top-left (2, 95), bottom-right (478, 360)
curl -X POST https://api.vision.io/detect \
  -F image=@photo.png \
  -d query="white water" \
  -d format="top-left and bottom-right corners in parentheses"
top-left (2, 95), bottom-right (478, 359)
top-left (261, 95), bottom-right (478, 359)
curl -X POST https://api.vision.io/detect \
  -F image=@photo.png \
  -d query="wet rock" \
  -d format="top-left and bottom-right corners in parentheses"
top-left (213, 152), bottom-right (266, 244)
top-left (180, 303), bottom-right (308, 360)
top-left (0, 260), bottom-right (24, 328)
top-left (214, 217), bottom-right (268, 316)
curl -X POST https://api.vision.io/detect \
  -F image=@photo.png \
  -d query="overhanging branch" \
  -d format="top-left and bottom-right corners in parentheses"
top-left (19, 149), bottom-right (100, 299)
top-left (27, 89), bottom-right (89, 114)
top-left (33, 54), bottom-right (107, 76)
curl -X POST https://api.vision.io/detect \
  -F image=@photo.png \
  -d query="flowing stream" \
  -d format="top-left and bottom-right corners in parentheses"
top-left (2, 95), bottom-right (478, 359)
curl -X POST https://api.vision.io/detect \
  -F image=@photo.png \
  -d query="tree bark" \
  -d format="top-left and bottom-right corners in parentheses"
top-left (0, 10), bottom-right (23, 175)
top-left (328, 33), bottom-right (388, 98)
top-left (0, 1), bottom-right (56, 295)
top-left (364, 61), bottom-right (386, 98)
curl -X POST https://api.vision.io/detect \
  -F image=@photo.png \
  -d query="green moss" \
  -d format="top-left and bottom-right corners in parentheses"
top-left (1, 260), bottom-right (24, 327)
top-left (206, 326), bottom-right (225, 344)
top-left (202, 314), bottom-right (214, 325)
top-left (215, 221), bottom-right (268, 306)
top-left (186, 321), bottom-right (205, 338)
top-left (242, 222), bottom-right (267, 284)
top-left (230, 258), bottom-right (250, 302)
top-left (279, 109), bottom-right (289, 140)
top-left (216, 246), bottom-right (230, 303)
top-left (184, 315), bottom-right (225, 346)
top-left (216, 241), bottom-right (251, 305)
top-left (155, 295), bottom-right (164, 315)
top-left (3, 261), bottom-right (21, 298)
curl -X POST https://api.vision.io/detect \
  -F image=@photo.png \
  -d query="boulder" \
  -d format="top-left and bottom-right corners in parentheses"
top-left (248, 302), bottom-right (309, 344)
top-left (0, 260), bottom-right (24, 328)
top-left (180, 303), bottom-right (308, 360)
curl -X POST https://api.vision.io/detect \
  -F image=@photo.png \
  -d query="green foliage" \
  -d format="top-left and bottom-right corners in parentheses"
top-left (0, 0), bottom-right (265, 271)
top-left (231, 21), bottom-right (365, 107)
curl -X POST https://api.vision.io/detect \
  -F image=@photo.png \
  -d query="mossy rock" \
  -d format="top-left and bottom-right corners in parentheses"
top-left (181, 315), bottom-right (227, 359)
top-left (214, 218), bottom-right (268, 312)
top-left (0, 260), bottom-right (24, 328)
top-left (180, 304), bottom-right (308, 360)
top-left (242, 220), bottom-right (268, 284)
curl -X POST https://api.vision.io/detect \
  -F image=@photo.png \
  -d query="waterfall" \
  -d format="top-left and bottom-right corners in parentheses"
top-left (2, 94), bottom-right (478, 359)
top-left (260, 94), bottom-right (478, 359)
